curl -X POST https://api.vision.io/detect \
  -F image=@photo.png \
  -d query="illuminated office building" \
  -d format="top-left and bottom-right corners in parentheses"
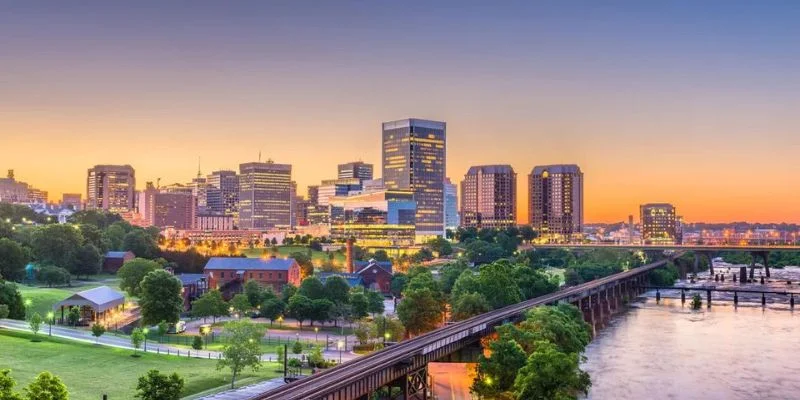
top-left (238, 161), bottom-right (292, 229)
top-left (461, 165), bottom-right (517, 229)
top-left (382, 118), bottom-right (446, 238)
top-left (338, 161), bottom-right (373, 182)
top-left (328, 189), bottom-right (416, 248)
top-left (206, 170), bottom-right (239, 218)
top-left (444, 178), bottom-right (459, 231)
top-left (528, 164), bottom-right (583, 240)
top-left (640, 203), bottom-right (680, 244)
top-left (86, 165), bottom-right (136, 213)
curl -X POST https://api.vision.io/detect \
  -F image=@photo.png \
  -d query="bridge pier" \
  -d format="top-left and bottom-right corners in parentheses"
top-left (740, 266), bottom-right (748, 283)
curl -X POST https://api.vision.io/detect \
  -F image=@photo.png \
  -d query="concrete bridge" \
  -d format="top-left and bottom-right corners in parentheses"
top-left (255, 257), bottom-right (673, 400)
top-left (523, 243), bottom-right (800, 279)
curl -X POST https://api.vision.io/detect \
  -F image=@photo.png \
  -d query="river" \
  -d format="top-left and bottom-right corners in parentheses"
top-left (582, 266), bottom-right (800, 400)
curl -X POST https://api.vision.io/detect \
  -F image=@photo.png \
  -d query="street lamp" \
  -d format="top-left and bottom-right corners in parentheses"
top-left (24, 299), bottom-right (32, 319)
top-left (314, 327), bottom-right (319, 343)
top-left (384, 332), bottom-right (390, 345)
top-left (200, 325), bottom-right (212, 349)
top-left (337, 340), bottom-right (344, 364)
top-left (46, 312), bottom-right (54, 336)
top-left (143, 328), bottom-right (150, 352)
top-left (277, 315), bottom-right (284, 327)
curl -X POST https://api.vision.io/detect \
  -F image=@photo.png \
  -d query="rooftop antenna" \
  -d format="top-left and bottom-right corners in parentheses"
top-left (197, 157), bottom-right (202, 179)
top-left (258, 150), bottom-right (262, 162)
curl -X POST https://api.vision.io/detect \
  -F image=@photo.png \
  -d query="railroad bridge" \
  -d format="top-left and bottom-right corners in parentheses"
top-left (256, 258), bottom-right (671, 400)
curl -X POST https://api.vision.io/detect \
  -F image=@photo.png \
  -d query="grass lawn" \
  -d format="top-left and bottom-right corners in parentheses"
top-left (241, 245), bottom-right (345, 263)
top-left (0, 329), bottom-right (281, 399)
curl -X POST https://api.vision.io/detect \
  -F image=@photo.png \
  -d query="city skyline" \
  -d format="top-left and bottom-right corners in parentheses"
top-left (2, 2), bottom-right (800, 223)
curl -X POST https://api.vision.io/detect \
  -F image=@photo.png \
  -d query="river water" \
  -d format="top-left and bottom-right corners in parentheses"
top-left (582, 266), bottom-right (800, 400)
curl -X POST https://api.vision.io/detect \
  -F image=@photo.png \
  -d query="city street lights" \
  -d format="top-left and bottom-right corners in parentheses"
top-left (277, 315), bottom-right (284, 327)
top-left (46, 311), bottom-right (54, 336)
top-left (24, 299), bottom-right (31, 319)
top-left (314, 327), bottom-right (319, 343)
top-left (384, 332), bottom-right (390, 345)
top-left (200, 325), bottom-right (212, 349)
top-left (337, 340), bottom-right (344, 364)
top-left (143, 328), bottom-right (149, 352)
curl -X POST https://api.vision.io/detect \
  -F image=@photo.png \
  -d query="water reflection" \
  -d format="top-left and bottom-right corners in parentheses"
top-left (583, 295), bottom-right (800, 399)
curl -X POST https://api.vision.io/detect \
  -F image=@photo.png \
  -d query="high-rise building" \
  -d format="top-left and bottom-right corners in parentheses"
top-left (152, 192), bottom-right (195, 229)
top-left (528, 164), bottom-right (583, 240)
top-left (206, 170), bottom-right (239, 218)
top-left (139, 182), bottom-right (158, 224)
top-left (307, 185), bottom-right (319, 206)
top-left (0, 170), bottom-right (29, 203)
top-left (461, 165), bottom-right (516, 229)
top-left (192, 176), bottom-right (209, 214)
top-left (444, 178), bottom-right (459, 232)
top-left (290, 181), bottom-right (298, 228)
top-left (27, 188), bottom-right (48, 204)
top-left (61, 193), bottom-right (82, 210)
top-left (238, 161), bottom-right (292, 229)
top-left (382, 118), bottom-right (446, 238)
top-left (640, 203), bottom-right (679, 245)
top-left (328, 189), bottom-right (416, 248)
top-left (338, 161), bottom-right (374, 181)
top-left (86, 165), bottom-right (136, 213)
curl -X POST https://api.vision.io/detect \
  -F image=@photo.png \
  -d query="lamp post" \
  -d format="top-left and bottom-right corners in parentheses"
top-left (200, 325), bottom-right (211, 349)
top-left (24, 299), bottom-right (32, 320)
top-left (337, 340), bottom-right (344, 364)
top-left (384, 332), bottom-right (390, 345)
top-left (46, 312), bottom-right (54, 336)
top-left (277, 315), bottom-right (284, 327)
top-left (143, 328), bottom-right (149, 352)
top-left (314, 327), bottom-right (319, 343)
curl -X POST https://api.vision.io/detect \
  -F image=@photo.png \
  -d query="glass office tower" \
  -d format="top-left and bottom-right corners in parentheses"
top-left (382, 118), bottom-right (446, 238)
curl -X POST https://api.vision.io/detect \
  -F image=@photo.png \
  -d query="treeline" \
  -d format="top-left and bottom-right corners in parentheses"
top-left (721, 251), bottom-right (800, 268)
top-left (472, 304), bottom-right (593, 399)
top-left (392, 260), bottom-right (559, 336)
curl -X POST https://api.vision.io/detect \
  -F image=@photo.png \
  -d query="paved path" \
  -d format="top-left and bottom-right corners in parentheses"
top-left (198, 377), bottom-right (286, 400)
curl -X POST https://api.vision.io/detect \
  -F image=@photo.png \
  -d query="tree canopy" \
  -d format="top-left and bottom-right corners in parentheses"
top-left (118, 258), bottom-right (161, 297)
top-left (139, 270), bottom-right (183, 326)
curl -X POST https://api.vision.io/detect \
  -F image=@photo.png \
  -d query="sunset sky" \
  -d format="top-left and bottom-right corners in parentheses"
top-left (2, 1), bottom-right (799, 223)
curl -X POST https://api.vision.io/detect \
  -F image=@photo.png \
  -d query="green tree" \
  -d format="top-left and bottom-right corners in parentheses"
top-left (298, 277), bottom-right (326, 300)
top-left (243, 280), bottom-right (265, 308)
top-left (349, 292), bottom-right (369, 320)
top-left (451, 292), bottom-right (490, 321)
top-left (310, 298), bottom-right (333, 326)
top-left (69, 210), bottom-right (122, 229)
top-left (31, 224), bottom-right (83, 270)
top-left (123, 229), bottom-right (159, 259)
top-left (498, 305), bottom-right (591, 355)
top-left (191, 290), bottom-right (228, 323)
top-left (23, 372), bottom-right (68, 400)
top-left (291, 340), bottom-right (303, 355)
top-left (131, 328), bottom-right (145, 354)
top-left (0, 369), bottom-right (22, 400)
top-left (157, 321), bottom-right (169, 342)
top-left (38, 266), bottom-right (70, 288)
top-left (451, 269), bottom-right (481, 300)
top-left (103, 223), bottom-right (127, 251)
top-left (464, 240), bottom-right (506, 265)
top-left (478, 261), bottom-right (521, 309)
top-left (370, 315), bottom-right (405, 343)
top-left (371, 250), bottom-right (390, 262)
top-left (276, 345), bottom-right (285, 364)
top-left (139, 270), bottom-right (183, 326)
top-left (28, 312), bottom-right (42, 337)
top-left (513, 341), bottom-right (591, 400)
top-left (323, 276), bottom-right (350, 305)
top-left (390, 274), bottom-right (408, 298)
top-left (472, 338), bottom-right (528, 396)
top-left (438, 262), bottom-right (468, 295)
top-left (0, 282), bottom-right (26, 320)
top-left (289, 252), bottom-right (314, 278)
top-left (520, 225), bottom-right (537, 244)
top-left (0, 239), bottom-right (28, 282)
top-left (281, 284), bottom-right (298, 303)
top-left (0, 305), bottom-right (9, 319)
top-left (286, 295), bottom-right (313, 329)
top-left (514, 265), bottom-right (559, 301)
top-left (366, 290), bottom-right (385, 317)
top-left (71, 243), bottom-right (102, 278)
top-left (135, 369), bottom-right (184, 400)
top-left (259, 298), bottom-right (286, 326)
top-left (91, 323), bottom-right (106, 344)
top-left (217, 320), bottom-right (264, 389)
top-left (230, 294), bottom-right (251, 318)
top-left (67, 308), bottom-right (80, 326)
top-left (426, 237), bottom-right (453, 257)
top-left (396, 288), bottom-right (443, 337)
top-left (78, 224), bottom-right (109, 254)
top-left (192, 336), bottom-right (203, 350)
top-left (118, 258), bottom-right (161, 297)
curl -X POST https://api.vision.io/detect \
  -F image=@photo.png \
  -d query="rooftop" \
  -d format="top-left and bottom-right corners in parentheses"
top-left (204, 257), bottom-right (297, 271)
top-left (53, 286), bottom-right (125, 313)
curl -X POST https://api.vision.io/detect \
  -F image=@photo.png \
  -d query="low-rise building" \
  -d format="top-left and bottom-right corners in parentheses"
top-left (204, 257), bottom-right (301, 298)
top-left (103, 251), bottom-right (135, 273)
top-left (196, 214), bottom-right (235, 231)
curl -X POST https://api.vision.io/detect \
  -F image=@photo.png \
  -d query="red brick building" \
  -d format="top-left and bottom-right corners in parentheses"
top-left (204, 257), bottom-right (301, 299)
top-left (103, 251), bottom-right (135, 273)
top-left (354, 260), bottom-right (393, 295)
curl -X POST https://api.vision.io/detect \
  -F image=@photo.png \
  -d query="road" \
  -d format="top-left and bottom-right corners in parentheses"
top-left (429, 363), bottom-right (477, 400)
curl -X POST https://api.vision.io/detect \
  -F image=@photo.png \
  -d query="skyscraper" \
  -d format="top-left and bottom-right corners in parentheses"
top-left (307, 185), bottom-right (319, 206)
top-left (338, 161), bottom-right (374, 181)
top-left (640, 203), bottom-right (679, 245)
top-left (382, 118), bottom-right (446, 238)
top-left (528, 164), bottom-right (583, 240)
top-left (238, 161), bottom-right (292, 229)
top-left (461, 165), bottom-right (516, 229)
top-left (152, 192), bottom-right (195, 229)
top-left (86, 165), bottom-right (136, 213)
top-left (444, 178), bottom-right (459, 232)
top-left (206, 170), bottom-right (239, 217)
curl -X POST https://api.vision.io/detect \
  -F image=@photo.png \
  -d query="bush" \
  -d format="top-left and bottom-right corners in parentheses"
top-left (192, 335), bottom-right (203, 350)
top-left (291, 340), bottom-right (303, 355)
top-left (287, 358), bottom-right (302, 368)
top-left (38, 266), bottom-right (71, 288)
